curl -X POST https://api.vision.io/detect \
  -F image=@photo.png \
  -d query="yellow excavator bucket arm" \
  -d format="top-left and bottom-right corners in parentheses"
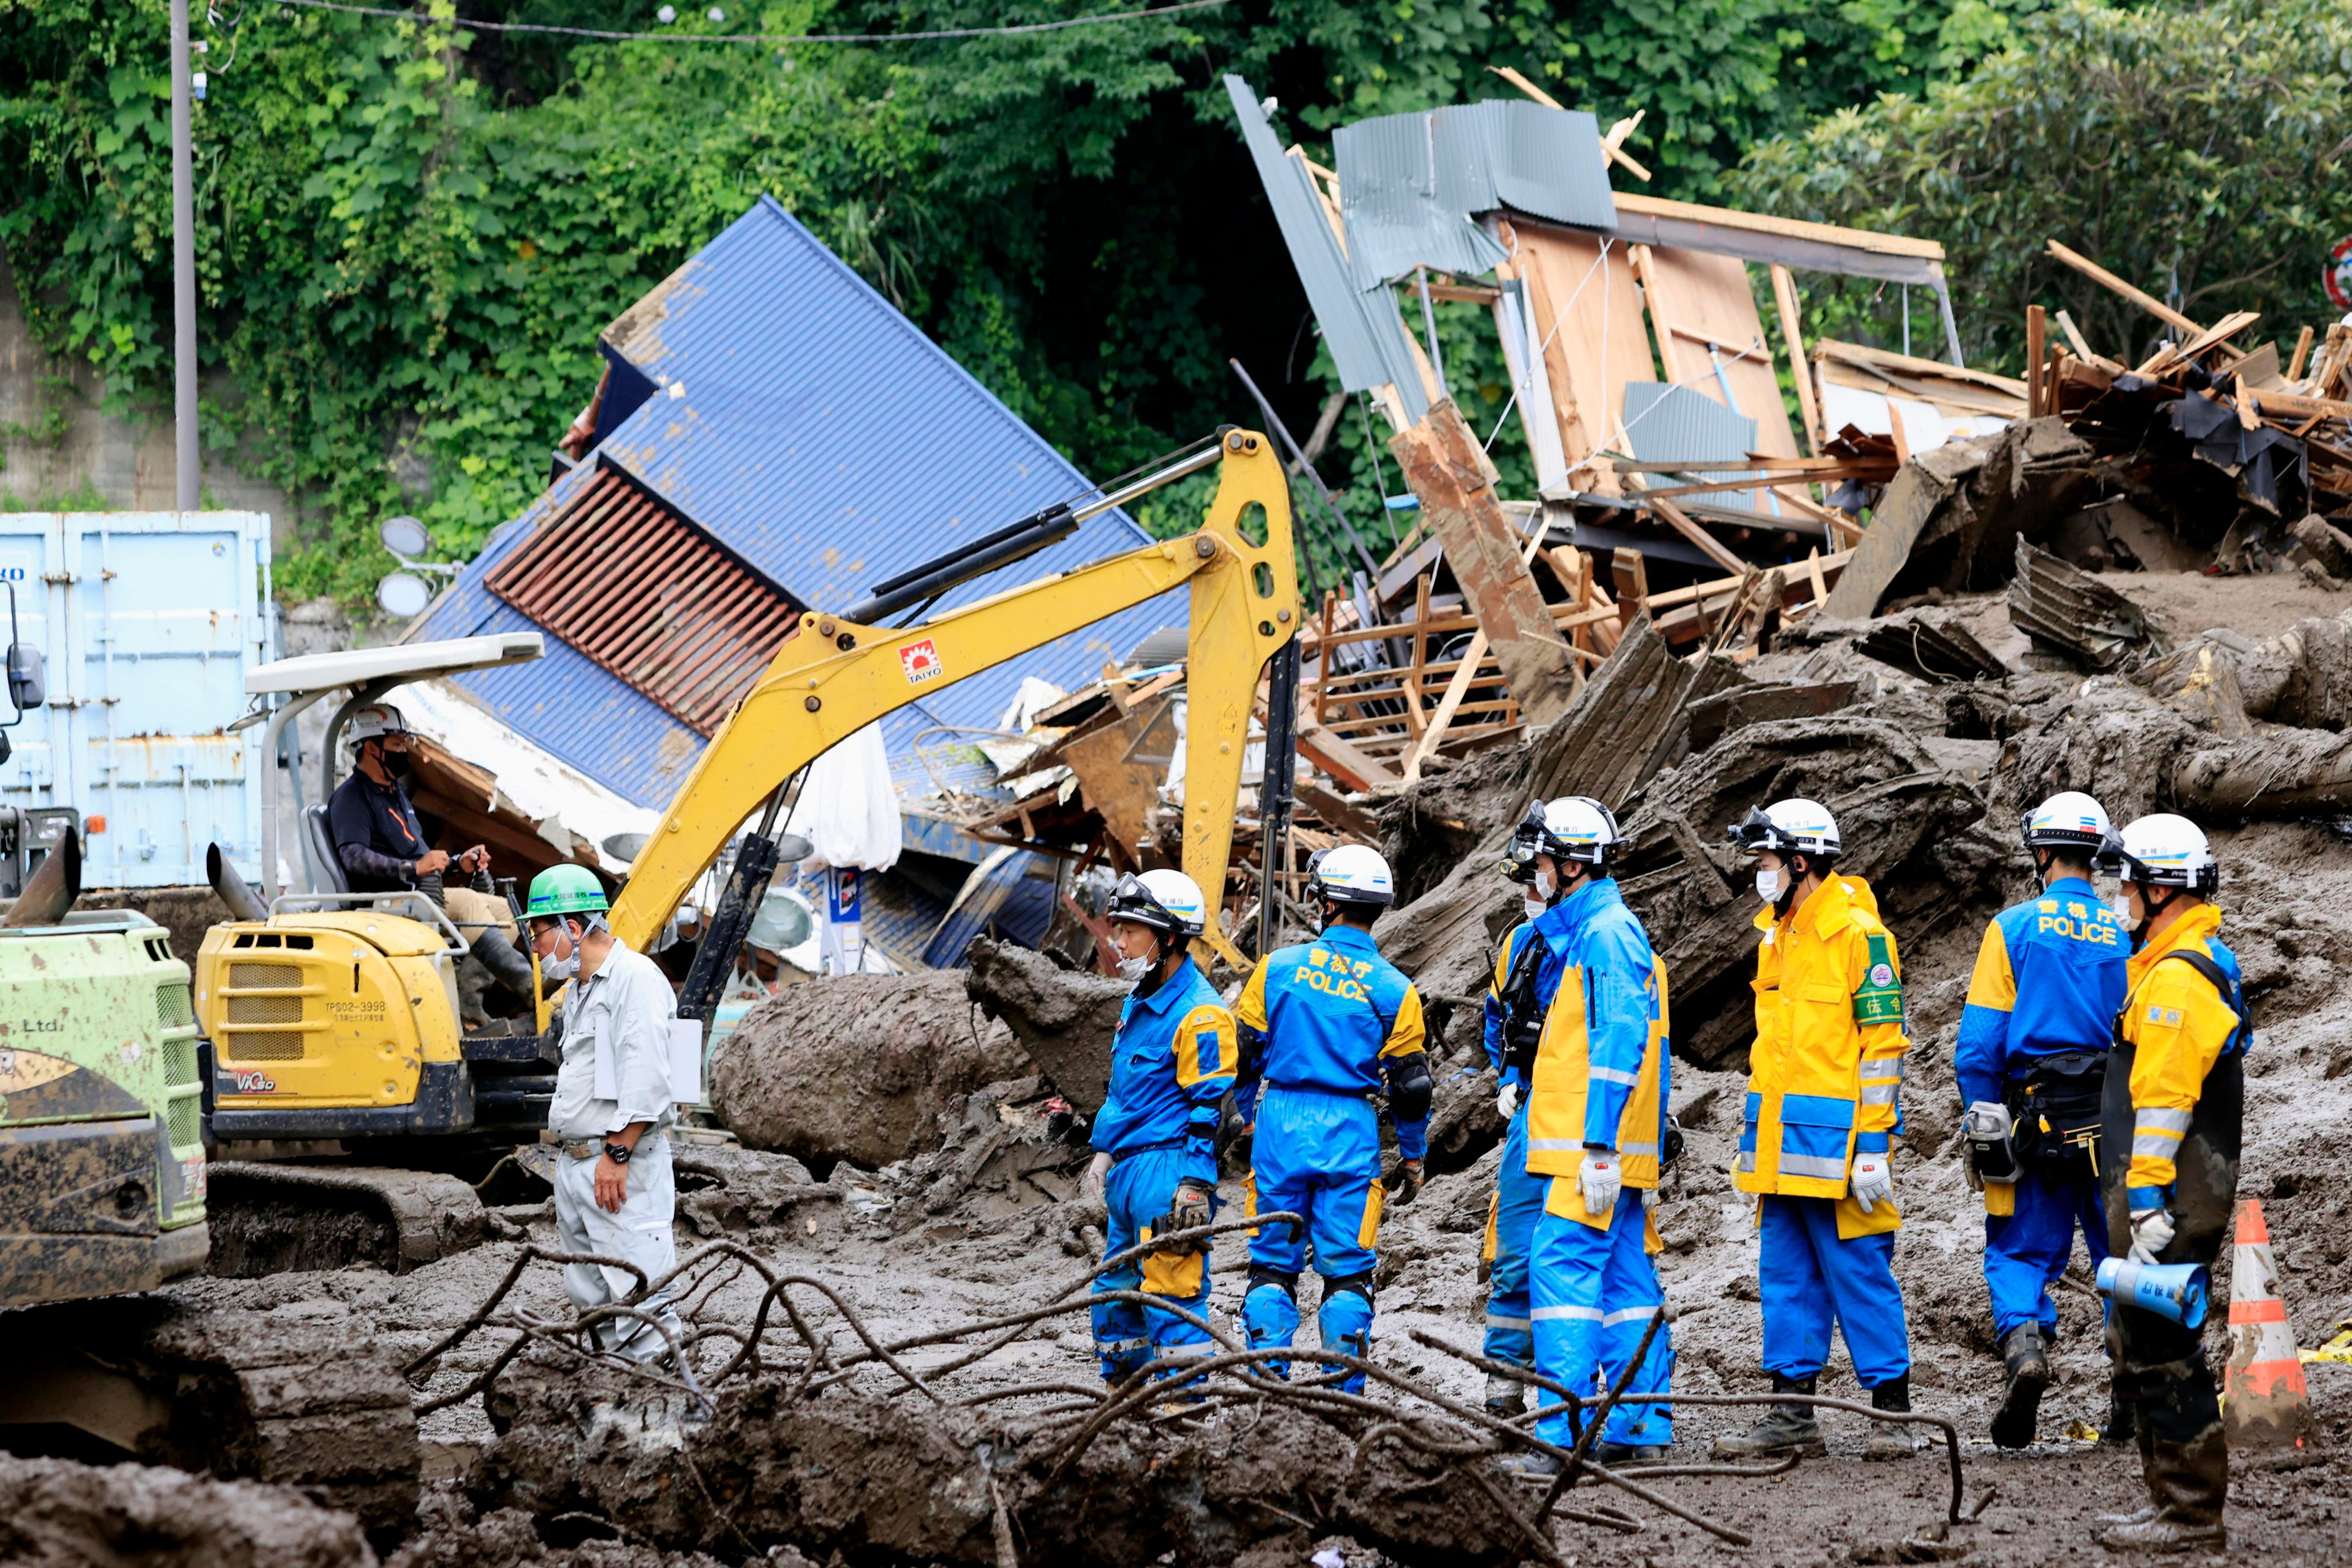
top-left (608, 428), bottom-right (1299, 971)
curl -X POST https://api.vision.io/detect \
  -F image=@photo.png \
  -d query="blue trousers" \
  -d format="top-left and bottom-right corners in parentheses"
top-left (1483, 1100), bottom-right (1544, 1368)
top-left (1091, 1145), bottom-right (1216, 1382)
top-left (1531, 1186), bottom-right (1673, 1448)
top-left (1758, 1195), bottom-right (1910, 1388)
top-left (1245, 1087), bottom-right (1383, 1392)
top-left (1983, 1163), bottom-right (2109, 1340)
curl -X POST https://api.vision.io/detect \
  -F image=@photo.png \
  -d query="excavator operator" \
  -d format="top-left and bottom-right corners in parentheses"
top-left (327, 702), bottom-right (538, 1000)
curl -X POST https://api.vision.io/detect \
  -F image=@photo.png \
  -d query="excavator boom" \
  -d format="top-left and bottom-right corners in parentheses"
top-left (609, 428), bottom-right (1300, 967)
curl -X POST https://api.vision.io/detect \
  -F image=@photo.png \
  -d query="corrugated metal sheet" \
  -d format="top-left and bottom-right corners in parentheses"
top-left (922, 846), bottom-right (1054, 967)
top-left (485, 463), bottom-right (801, 735)
top-left (1223, 76), bottom-right (1430, 423)
top-left (0, 511), bottom-right (276, 887)
top-left (1335, 100), bottom-right (1614, 293)
top-left (413, 197), bottom-right (1194, 809)
top-left (1621, 382), bottom-right (1768, 518)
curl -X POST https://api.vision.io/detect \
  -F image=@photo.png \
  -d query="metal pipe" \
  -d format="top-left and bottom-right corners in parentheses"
top-left (170, 0), bottom-right (197, 511)
top-left (258, 689), bottom-right (328, 902)
top-left (1936, 278), bottom-right (1967, 369)
top-left (1416, 266), bottom-right (1447, 395)
top-left (207, 840), bottom-right (269, 921)
top-left (1, 825), bottom-right (80, 927)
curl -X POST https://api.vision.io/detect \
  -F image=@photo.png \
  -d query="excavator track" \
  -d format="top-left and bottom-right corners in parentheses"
top-left (204, 1163), bottom-right (491, 1276)
top-left (0, 1293), bottom-right (420, 1537)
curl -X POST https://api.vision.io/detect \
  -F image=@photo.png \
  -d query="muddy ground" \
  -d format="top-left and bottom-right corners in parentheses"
top-left (45, 568), bottom-right (2352, 1565)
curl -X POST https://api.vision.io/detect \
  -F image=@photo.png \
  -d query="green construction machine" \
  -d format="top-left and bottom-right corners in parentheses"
top-left (0, 825), bottom-right (420, 1535)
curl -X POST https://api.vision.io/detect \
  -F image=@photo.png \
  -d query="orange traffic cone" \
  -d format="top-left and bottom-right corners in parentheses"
top-left (2223, 1199), bottom-right (2313, 1457)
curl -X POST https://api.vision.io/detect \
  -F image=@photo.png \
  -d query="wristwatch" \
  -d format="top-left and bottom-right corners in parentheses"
top-left (602, 1141), bottom-right (632, 1164)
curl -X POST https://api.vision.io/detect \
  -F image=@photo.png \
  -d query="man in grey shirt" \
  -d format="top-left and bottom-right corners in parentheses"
top-left (526, 864), bottom-right (684, 1362)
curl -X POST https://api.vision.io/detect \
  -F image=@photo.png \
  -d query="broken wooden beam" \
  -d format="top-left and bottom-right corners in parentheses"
top-left (1388, 398), bottom-right (1581, 727)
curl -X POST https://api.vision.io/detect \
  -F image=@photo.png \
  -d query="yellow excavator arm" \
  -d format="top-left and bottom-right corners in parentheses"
top-left (608, 428), bottom-right (1299, 969)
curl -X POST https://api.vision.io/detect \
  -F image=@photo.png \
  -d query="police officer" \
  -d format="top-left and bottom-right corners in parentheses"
top-left (531, 864), bottom-right (684, 1362)
top-left (1715, 799), bottom-right (1920, 1460)
top-left (1477, 801), bottom-right (1565, 1415)
top-left (1235, 844), bottom-right (1432, 1393)
top-left (2091, 815), bottom-right (2245, 1551)
top-left (1503, 797), bottom-right (1676, 1473)
top-left (1957, 791), bottom-right (2131, 1448)
top-left (1084, 869), bottom-right (1238, 1388)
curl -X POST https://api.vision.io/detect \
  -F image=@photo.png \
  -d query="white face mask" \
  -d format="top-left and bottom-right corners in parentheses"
top-left (1755, 866), bottom-right (1785, 904)
top-left (1523, 892), bottom-right (1549, 922)
top-left (538, 920), bottom-right (580, 983)
top-left (2108, 891), bottom-right (2137, 928)
top-left (1117, 952), bottom-right (1153, 983)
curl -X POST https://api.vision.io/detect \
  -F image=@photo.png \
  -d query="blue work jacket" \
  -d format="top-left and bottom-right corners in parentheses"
top-left (1955, 876), bottom-right (2130, 1108)
top-left (1235, 923), bottom-right (1429, 1158)
top-left (1089, 956), bottom-right (1237, 1180)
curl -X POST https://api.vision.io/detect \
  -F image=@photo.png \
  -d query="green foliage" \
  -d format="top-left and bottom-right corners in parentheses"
top-left (0, 0), bottom-right (2046, 607)
top-left (1729, 0), bottom-right (2352, 376)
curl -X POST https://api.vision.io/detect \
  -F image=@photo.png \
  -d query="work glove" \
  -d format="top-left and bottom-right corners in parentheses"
top-left (2129, 1205), bottom-right (2177, 1265)
top-left (1850, 1150), bottom-right (1894, 1213)
top-left (1388, 1158), bottom-right (1426, 1207)
top-left (1578, 1148), bottom-right (1622, 1217)
top-left (1151, 1179), bottom-right (1217, 1255)
top-left (1497, 1079), bottom-right (1522, 1121)
top-left (1642, 1185), bottom-right (1659, 1214)
top-left (1082, 1150), bottom-right (1112, 1204)
top-left (1963, 1100), bottom-right (2019, 1183)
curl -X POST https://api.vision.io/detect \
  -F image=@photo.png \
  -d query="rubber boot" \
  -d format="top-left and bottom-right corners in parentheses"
top-left (470, 927), bottom-right (540, 1003)
top-left (2097, 1417), bottom-right (2159, 1524)
top-left (2097, 1429), bottom-right (2227, 1550)
top-left (1989, 1321), bottom-right (2050, 1450)
top-left (1484, 1370), bottom-right (1529, 1418)
top-left (1709, 1374), bottom-right (1826, 1459)
top-left (1863, 1374), bottom-right (1927, 1460)
top-left (1594, 1440), bottom-right (1668, 1464)
top-left (2097, 1383), bottom-right (2139, 1447)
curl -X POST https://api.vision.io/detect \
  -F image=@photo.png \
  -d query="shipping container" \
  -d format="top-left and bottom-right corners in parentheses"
top-left (0, 513), bottom-right (276, 887)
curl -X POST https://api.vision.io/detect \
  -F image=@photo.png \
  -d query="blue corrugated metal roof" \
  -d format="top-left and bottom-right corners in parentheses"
top-left (414, 197), bottom-right (1186, 811)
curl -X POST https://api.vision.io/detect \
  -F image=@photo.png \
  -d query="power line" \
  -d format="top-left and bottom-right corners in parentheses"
top-left (263, 0), bottom-right (1229, 44)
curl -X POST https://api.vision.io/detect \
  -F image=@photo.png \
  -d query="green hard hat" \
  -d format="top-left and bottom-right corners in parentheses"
top-left (526, 863), bottom-right (609, 918)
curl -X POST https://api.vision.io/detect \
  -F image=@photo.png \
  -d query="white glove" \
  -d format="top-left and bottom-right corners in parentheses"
top-left (2129, 1207), bottom-right (2177, 1265)
top-left (1961, 1100), bottom-right (2012, 1142)
top-left (1083, 1150), bottom-right (1113, 1203)
top-left (1850, 1150), bottom-right (1893, 1212)
top-left (1497, 1080), bottom-right (1522, 1120)
top-left (1641, 1186), bottom-right (1659, 1214)
top-left (1579, 1148), bottom-right (1622, 1217)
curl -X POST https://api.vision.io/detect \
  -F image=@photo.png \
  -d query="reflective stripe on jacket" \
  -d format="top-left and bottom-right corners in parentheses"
top-left (1734, 875), bottom-right (1910, 1211)
top-left (2116, 902), bottom-right (2246, 1204)
top-left (1523, 877), bottom-right (1670, 1223)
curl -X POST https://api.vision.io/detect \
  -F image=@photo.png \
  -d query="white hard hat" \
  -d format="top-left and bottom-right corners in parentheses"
top-left (1308, 843), bottom-right (1396, 908)
top-left (2023, 791), bottom-right (2111, 852)
top-left (1108, 868), bottom-right (1208, 938)
top-left (2097, 814), bottom-right (2218, 897)
top-left (1539, 796), bottom-right (1625, 868)
top-left (1728, 798), bottom-right (1841, 857)
top-left (348, 703), bottom-right (412, 744)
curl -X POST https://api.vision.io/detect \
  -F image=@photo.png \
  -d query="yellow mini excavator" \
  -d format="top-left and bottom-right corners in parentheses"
top-left (188, 427), bottom-right (1302, 1271)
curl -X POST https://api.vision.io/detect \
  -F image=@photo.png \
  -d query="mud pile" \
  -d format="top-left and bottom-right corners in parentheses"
top-left (0, 1452), bottom-right (376, 1568)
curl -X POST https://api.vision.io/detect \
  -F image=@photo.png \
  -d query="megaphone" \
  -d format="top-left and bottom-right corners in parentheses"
top-left (2097, 1256), bottom-right (2210, 1329)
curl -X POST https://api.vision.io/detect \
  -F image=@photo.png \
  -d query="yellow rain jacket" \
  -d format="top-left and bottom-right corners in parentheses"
top-left (2116, 901), bottom-right (2246, 1203)
top-left (1734, 874), bottom-right (1910, 1237)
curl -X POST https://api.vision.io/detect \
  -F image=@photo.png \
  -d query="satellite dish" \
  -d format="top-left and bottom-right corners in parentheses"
top-left (380, 516), bottom-right (433, 559)
top-left (375, 571), bottom-right (433, 620)
top-left (602, 830), bottom-right (650, 865)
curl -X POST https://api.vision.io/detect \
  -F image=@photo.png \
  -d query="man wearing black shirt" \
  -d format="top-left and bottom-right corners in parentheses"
top-left (327, 703), bottom-right (537, 1000)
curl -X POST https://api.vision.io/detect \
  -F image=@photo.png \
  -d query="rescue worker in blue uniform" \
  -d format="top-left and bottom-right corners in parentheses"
top-left (1233, 844), bottom-right (1433, 1394)
top-left (1716, 798), bottom-right (1922, 1461)
top-left (1501, 798), bottom-right (1677, 1474)
top-left (1084, 869), bottom-right (1237, 1387)
top-left (1956, 791), bottom-right (2130, 1448)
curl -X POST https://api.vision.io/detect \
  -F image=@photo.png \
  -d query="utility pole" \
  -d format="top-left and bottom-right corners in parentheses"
top-left (170, 0), bottom-right (197, 511)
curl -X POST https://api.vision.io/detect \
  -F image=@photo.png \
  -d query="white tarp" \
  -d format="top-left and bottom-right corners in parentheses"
top-left (783, 721), bottom-right (903, 871)
top-left (392, 677), bottom-right (660, 873)
top-left (1820, 382), bottom-right (2008, 454)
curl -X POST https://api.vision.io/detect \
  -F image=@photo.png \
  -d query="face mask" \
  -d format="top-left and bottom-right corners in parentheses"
top-left (538, 921), bottom-right (579, 983)
top-left (1755, 866), bottom-right (1784, 904)
top-left (1117, 951), bottom-right (1153, 983)
top-left (1523, 892), bottom-right (1549, 922)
